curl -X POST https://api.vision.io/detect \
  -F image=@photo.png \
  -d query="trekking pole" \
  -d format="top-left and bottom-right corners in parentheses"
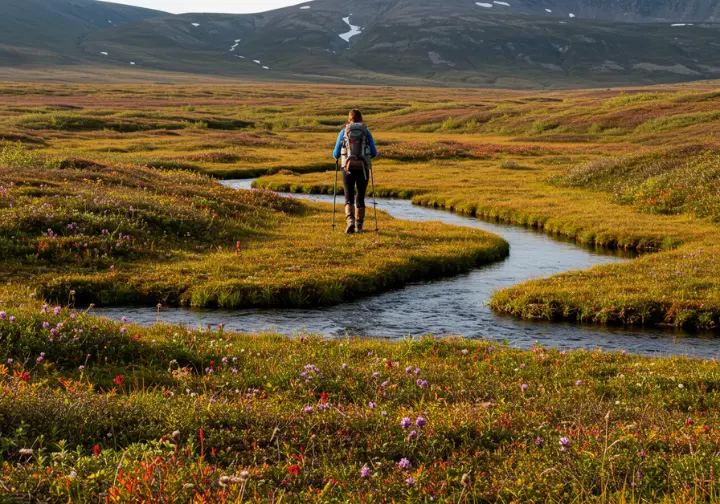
top-left (332, 158), bottom-right (339, 232)
top-left (370, 167), bottom-right (379, 232)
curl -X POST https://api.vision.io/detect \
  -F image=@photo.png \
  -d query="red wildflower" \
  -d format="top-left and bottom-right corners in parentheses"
top-left (320, 392), bottom-right (328, 404)
top-left (288, 464), bottom-right (301, 476)
top-left (93, 445), bottom-right (101, 457)
top-left (112, 375), bottom-right (125, 387)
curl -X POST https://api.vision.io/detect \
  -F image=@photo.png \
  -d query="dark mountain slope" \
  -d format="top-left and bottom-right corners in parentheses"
top-left (2, 0), bottom-right (720, 88)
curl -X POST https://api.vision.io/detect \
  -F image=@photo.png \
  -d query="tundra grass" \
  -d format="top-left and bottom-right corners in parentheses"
top-left (1, 295), bottom-right (720, 502)
top-left (2, 81), bottom-right (720, 329)
top-left (0, 156), bottom-right (508, 309)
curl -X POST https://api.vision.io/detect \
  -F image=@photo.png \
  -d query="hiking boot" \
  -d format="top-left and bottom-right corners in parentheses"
top-left (345, 204), bottom-right (355, 234)
top-left (355, 207), bottom-right (366, 232)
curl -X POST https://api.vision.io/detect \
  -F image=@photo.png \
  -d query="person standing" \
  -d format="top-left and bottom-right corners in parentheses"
top-left (333, 109), bottom-right (378, 234)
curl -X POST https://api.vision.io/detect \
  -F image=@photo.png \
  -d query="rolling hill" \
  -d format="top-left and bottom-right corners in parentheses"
top-left (2, 0), bottom-right (720, 88)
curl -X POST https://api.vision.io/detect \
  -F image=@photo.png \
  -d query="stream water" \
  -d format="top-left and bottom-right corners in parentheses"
top-left (96, 179), bottom-right (720, 358)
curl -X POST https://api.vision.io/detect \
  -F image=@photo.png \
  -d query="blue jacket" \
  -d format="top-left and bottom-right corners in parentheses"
top-left (333, 126), bottom-right (378, 160)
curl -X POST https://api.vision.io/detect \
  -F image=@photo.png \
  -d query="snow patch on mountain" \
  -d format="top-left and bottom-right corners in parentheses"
top-left (339, 16), bottom-right (362, 42)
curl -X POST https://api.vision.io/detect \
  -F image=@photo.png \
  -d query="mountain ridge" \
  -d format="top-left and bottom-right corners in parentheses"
top-left (1, 0), bottom-right (720, 88)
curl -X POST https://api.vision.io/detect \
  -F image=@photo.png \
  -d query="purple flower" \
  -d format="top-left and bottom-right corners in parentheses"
top-left (397, 458), bottom-right (411, 470)
top-left (42, 321), bottom-right (49, 328)
top-left (415, 416), bottom-right (426, 428)
top-left (414, 368), bottom-right (421, 375)
top-left (621, 350), bottom-right (627, 356)
top-left (121, 317), bottom-right (128, 323)
top-left (521, 384), bottom-right (528, 392)
top-left (360, 465), bottom-right (371, 478)
top-left (41, 305), bottom-right (48, 314)
top-left (576, 380), bottom-right (583, 386)
top-left (416, 379), bottom-right (428, 388)
top-left (408, 430), bottom-right (418, 440)
top-left (559, 437), bottom-right (571, 451)
top-left (303, 406), bottom-right (313, 414)
top-left (405, 476), bottom-right (416, 486)
top-left (381, 381), bottom-right (389, 388)
top-left (9, 316), bottom-right (15, 323)
top-left (368, 401), bottom-right (376, 410)
top-left (638, 450), bottom-right (646, 458)
top-left (36, 356), bottom-right (43, 363)
top-left (79, 365), bottom-right (85, 371)
top-left (535, 437), bottom-right (544, 447)
top-left (372, 372), bottom-right (380, 378)
top-left (342, 363), bottom-right (348, 369)
top-left (520, 363), bottom-right (526, 369)
top-left (120, 327), bottom-right (127, 333)
top-left (400, 417), bottom-right (412, 430)
top-left (53, 307), bottom-right (61, 316)
top-left (0, 312), bottom-right (6, 320)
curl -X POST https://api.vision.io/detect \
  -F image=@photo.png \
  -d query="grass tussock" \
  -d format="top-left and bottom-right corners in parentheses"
top-left (0, 158), bottom-right (508, 309)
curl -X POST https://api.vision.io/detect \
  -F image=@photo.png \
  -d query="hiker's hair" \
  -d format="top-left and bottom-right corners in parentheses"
top-left (348, 109), bottom-right (363, 123)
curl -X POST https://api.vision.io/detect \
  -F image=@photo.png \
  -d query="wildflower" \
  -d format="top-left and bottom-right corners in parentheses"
top-left (172, 430), bottom-right (181, 440)
top-left (342, 363), bottom-right (348, 369)
top-left (219, 475), bottom-right (231, 486)
top-left (461, 349), bottom-right (469, 355)
top-left (183, 483), bottom-right (194, 489)
top-left (18, 448), bottom-right (33, 456)
top-left (368, 401), bottom-right (376, 410)
top-left (41, 304), bottom-right (48, 314)
top-left (416, 416), bottom-right (427, 428)
top-left (372, 371), bottom-right (381, 378)
top-left (303, 406), bottom-right (314, 414)
top-left (520, 363), bottom-right (526, 369)
top-left (397, 458), bottom-right (411, 470)
top-left (9, 316), bottom-right (15, 323)
top-left (521, 383), bottom-right (528, 392)
top-left (405, 366), bottom-right (413, 374)
top-left (621, 350), bottom-right (627, 356)
top-left (400, 417), bottom-right (412, 430)
top-left (461, 473), bottom-right (472, 486)
top-left (42, 321), bottom-right (49, 328)
top-left (7, 358), bottom-right (12, 365)
top-left (576, 380), bottom-right (583, 386)
top-left (93, 445), bottom-right (101, 457)
top-left (112, 375), bottom-right (125, 387)
top-left (408, 430), bottom-right (418, 440)
top-left (678, 383), bottom-right (685, 389)
top-left (53, 307), bottom-right (61, 316)
top-left (559, 437), bottom-right (571, 451)
top-left (638, 449), bottom-right (646, 458)
top-left (360, 465), bottom-right (371, 478)
top-left (288, 464), bottom-right (301, 476)
top-left (535, 437), bottom-right (544, 447)
top-left (36, 356), bottom-right (43, 363)
top-left (239, 470), bottom-right (251, 482)
top-left (417, 379), bottom-right (428, 388)
top-left (405, 476), bottom-right (416, 486)
top-left (0, 312), bottom-right (5, 320)
top-left (381, 381), bottom-right (389, 388)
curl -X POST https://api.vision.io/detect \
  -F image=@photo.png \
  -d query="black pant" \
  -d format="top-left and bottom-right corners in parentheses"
top-left (343, 167), bottom-right (369, 208)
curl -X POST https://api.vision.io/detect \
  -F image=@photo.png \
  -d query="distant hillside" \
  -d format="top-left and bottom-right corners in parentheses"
top-left (0, 0), bottom-right (166, 65)
top-left (1, 0), bottom-right (720, 88)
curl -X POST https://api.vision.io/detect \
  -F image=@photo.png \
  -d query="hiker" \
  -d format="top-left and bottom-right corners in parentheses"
top-left (333, 109), bottom-right (378, 234)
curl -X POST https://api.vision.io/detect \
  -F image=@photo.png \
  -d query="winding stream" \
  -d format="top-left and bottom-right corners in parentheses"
top-left (96, 179), bottom-right (720, 358)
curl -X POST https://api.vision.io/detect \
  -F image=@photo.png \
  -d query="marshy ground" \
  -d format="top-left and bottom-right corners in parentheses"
top-left (1, 80), bottom-right (720, 502)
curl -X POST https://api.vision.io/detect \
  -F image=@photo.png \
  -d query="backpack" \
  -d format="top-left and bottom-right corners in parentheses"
top-left (342, 123), bottom-right (369, 173)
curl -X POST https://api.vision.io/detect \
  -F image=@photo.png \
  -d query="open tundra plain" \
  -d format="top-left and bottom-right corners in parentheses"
top-left (1, 81), bottom-right (720, 502)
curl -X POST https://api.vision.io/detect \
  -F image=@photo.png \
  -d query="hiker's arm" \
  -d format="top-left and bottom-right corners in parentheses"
top-left (333, 130), bottom-right (344, 160)
top-left (367, 131), bottom-right (378, 158)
